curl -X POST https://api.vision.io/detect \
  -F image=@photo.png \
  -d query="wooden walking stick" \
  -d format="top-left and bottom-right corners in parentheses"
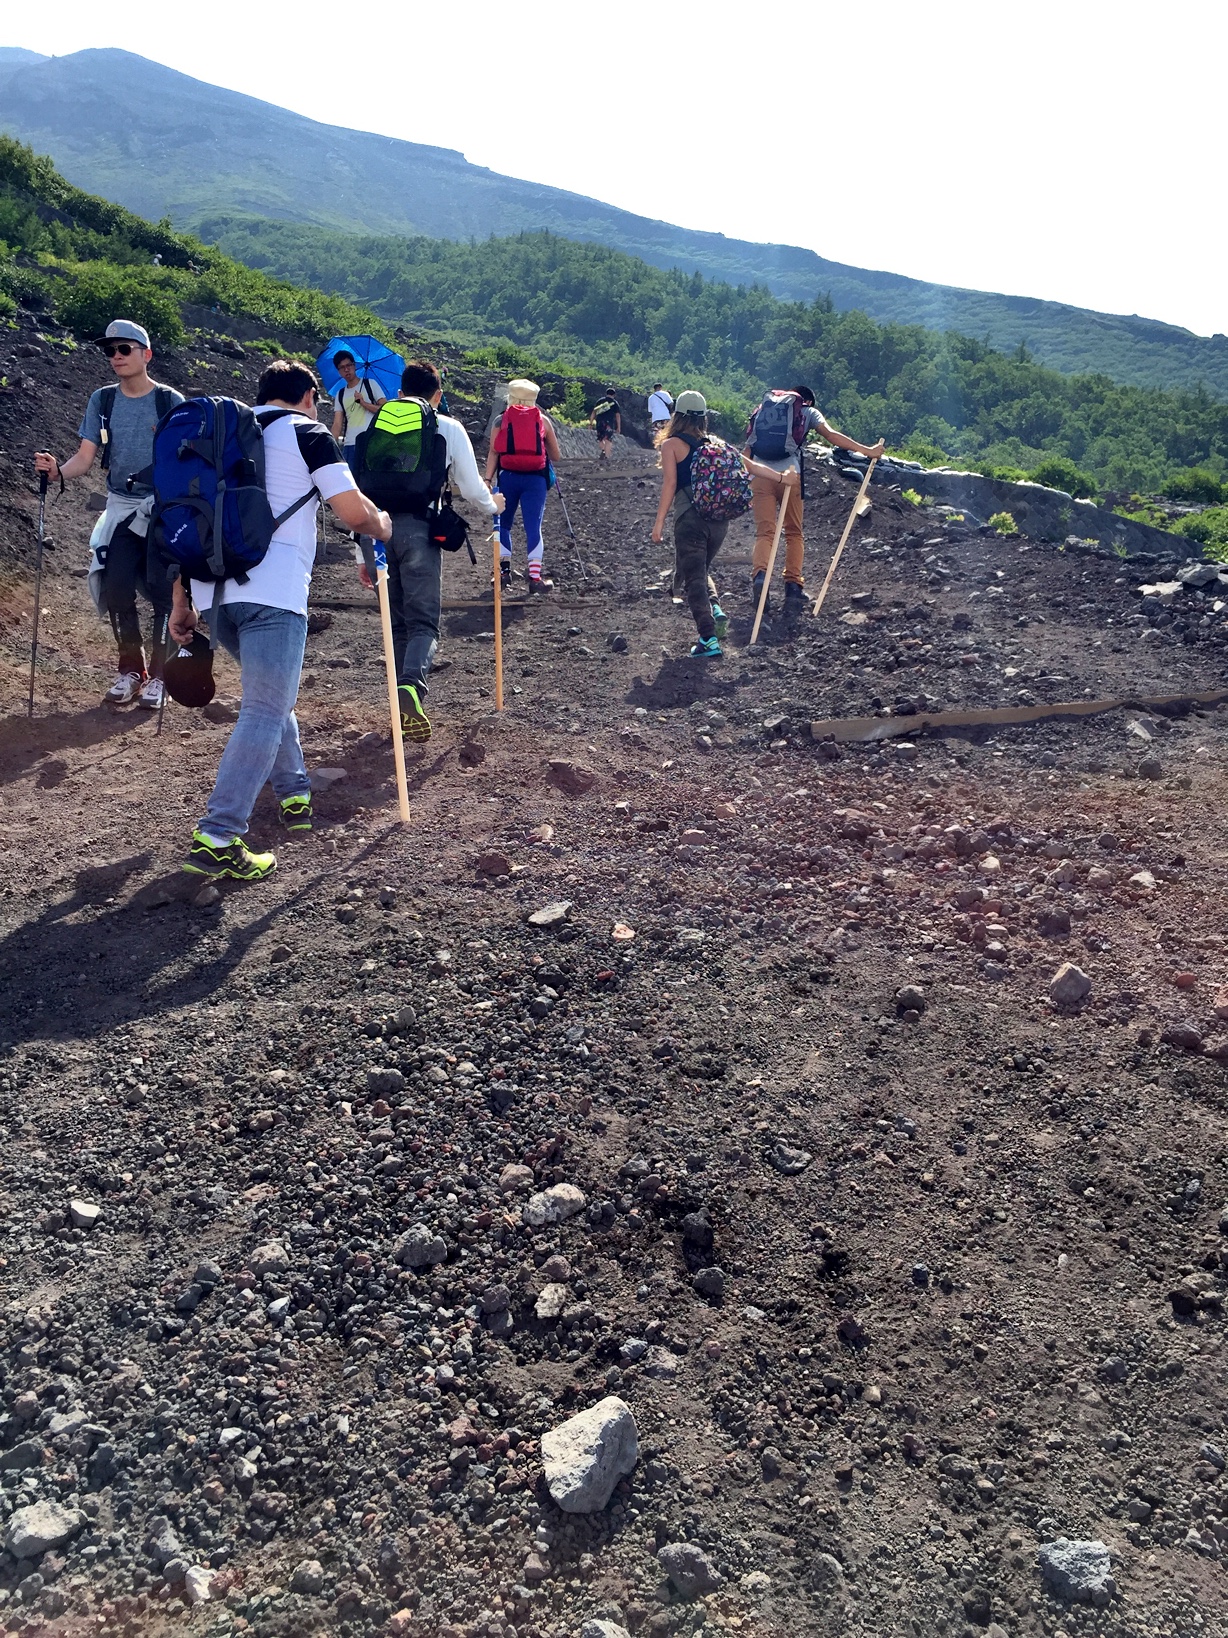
top-left (811, 458), bottom-right (877, 617)
top-left (749, 489), bottom-right (789, 646)
top-left (372, 542), bottom-right (411, 823)
top-left (491, 529), bottom-right (505, 711)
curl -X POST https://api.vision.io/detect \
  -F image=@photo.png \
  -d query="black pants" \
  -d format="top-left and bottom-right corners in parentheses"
top-left (674, 501), bottom-right (728, 640)
top-left (385, 514), bottom-right (441, 693)
top-left (102, 521), bottom-right (173, 679)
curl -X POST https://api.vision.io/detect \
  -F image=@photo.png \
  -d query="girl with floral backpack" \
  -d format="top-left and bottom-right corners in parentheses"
top-left (651, 391), bottom-right (797, 657)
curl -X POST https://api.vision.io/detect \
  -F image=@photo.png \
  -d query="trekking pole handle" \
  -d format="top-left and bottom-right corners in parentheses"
top-left (38, 470), bottom-right (48, 497)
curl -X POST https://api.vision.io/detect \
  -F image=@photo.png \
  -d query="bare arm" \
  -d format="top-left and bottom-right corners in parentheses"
top-left (816, 419), bottom-right (884, 459)
top-left (614, 414), bottom-right (621, 436)
top-left (741, 451), bottom-right (799, 486)
top-left (329, 488), bottom-right (391, 541)
top-left (651, 441), bottom-right (680, 542)
top-left (330, 403), bottom-right (345, 441)
top-left (542, 417), bottom-right (562, 463)
top-left (35, 439), bottom-right (97, 483)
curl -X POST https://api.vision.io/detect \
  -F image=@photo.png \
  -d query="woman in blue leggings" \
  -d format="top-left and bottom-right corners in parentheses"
top-left (486, 378), bottom-right (563, 594)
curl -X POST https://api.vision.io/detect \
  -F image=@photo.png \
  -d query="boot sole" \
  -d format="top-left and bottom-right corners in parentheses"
top-left (183, 857), bottom-right (277, 882)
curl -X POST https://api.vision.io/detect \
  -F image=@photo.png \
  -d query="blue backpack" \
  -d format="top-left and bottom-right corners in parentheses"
top-left (151, 397), bottom-right (314, 585)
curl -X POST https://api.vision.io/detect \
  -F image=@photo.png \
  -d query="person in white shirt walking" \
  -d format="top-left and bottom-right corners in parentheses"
top-left (329, 350), bottom-right (386, 472)
top-left (647, 383), bottom-right (674, 432)
top-left (171, 360), bottom-right (391, 883)
top-left (356, 359), bottom-right (504, 743)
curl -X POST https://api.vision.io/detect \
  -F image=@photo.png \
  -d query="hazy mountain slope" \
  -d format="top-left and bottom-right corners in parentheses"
top-left (2, 46), bottom-right (1226, 398)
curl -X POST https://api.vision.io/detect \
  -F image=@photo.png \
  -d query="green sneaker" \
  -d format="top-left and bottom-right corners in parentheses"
top-left (398, 684), bottom-right (432, 743)
top-left (710, 600), bottom-right (728, 639)
top-left (278, 793), bottom-right (313, 832)
top-left (183, 832), bottom-right (277, 881)
top-left (690, 635), bottom-right (723, 659)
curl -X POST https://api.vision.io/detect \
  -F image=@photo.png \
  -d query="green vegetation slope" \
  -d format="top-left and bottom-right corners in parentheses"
top-left (1, 47), bottom-right (1225, 398)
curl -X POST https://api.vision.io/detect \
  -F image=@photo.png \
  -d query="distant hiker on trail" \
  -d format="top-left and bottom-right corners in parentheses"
top-left (485, 378), bottom-right (562, 595)
top-left (743, 385), bottom-right (883, 618)
top-left (589, 389), bottom-right (621, 463)
top-left (652, 390), bottom-right (797, 659)
top-left (648, 383), bottom-right (674, 432)
top-left (170, 360), bottom-right (391, 884)
top-left (355, 359), bottom-right (503, 743)
top-left (34, 319), bottom-right (184, 709)
top-left (329, 350), bottom-right (386, 473)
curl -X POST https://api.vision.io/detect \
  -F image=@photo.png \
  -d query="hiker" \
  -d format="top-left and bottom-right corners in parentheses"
top-left (743, 385), bottom-right (884, 617)
top-left (647, 383), bottom-right (674, 432)
top-left (484, 378), bottom-right (562, 594)
top-left (589, 388), bottom-right (621, 462)
top-left (651, 390), bottom-right (798, 658)
top-left (355, 359), bottom-right (503, 742)
top-left (329, 350), bottom-right (386, 474)
top-left (34, 319), bottom-right (184, 707)
top-left (169, 359), bottom-right (392, 883)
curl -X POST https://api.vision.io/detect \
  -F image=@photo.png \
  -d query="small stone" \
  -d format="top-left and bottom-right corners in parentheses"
top-left (581, 1622), bottom-right (631, 1638)
top-left (1161, 1021), bottom-right (1204, 1052)
top-left (0, 1441), bottom-right (44, 1474)
top-left (497, 1163), bottom-right (535, 1193)
top-left (1049, 962), bottom-right (1091, 1008)
top-left (1037, 1538), bottom-right (1116, 1606)
top-left (202, 697), bottom-right (239, 724)
top-left (657, 1541), bottom-right (722, 1598)
top-left (769, 1142), bottom-right (812, 1175)
top-left (367, 1066), bottom-right (406, 1094)
top-left (692, 1266), bottom-right (726, 1300)
top-left (895, 983), bottom-right (926, 1014)
top-left (527, 899), bottom-right (572, 928)
top-left (1129, 869), bottom-right (1156, 891)
top-left (12, 1392), bottom-right (39, 1422)
top-left (1213, 985), bottom-right (1228, 1020)
top-left (523, 1182), bottom-right (587, 1226)
top-left (145, 1514), bottom-right (181, 1566)
top-left (249, 1240), bottom-right (290, 1278)
top-left (269, 943), bottom-right (292, 964)
top-left (68, 1199), bottom-right (100, 1230)
top-left (1138, 758), bottom-right (1163, 781)
top-left (3, 1501), bottom-right (83, 1559)
top-left (309, 766), bottom-right (348, 789)
top-left (392, 1224), bottom-right (447, 1269)
top-left (184, 1566), bottom-right (213, 1606)
top-left (476, 851), bottom-right (512, 877)
top-left (291, 1559), bottom-right (326, 1595)
top-left (1199, 1442), bottom-right (1226, 1472)
top-left (535, 1283), bottom-right (569, 1320)
top-left (192, 884), bottom-right (221, 907)
top-left (480, 1283), bottom-right (510, 1315)
top-left (1098, 1355), bottom-right (1129, 1382)
top-left (541, 1396), bottom-right (638, 1513)
top-left (547, 759), bottom-right (597, 795)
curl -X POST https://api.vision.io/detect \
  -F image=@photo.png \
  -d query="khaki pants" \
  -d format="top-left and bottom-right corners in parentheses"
top-left (751, 472), bottom-right (805, 587)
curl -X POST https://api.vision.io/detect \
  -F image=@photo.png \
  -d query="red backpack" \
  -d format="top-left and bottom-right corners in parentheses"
top-left (494, 404), bottom-right (547, 472)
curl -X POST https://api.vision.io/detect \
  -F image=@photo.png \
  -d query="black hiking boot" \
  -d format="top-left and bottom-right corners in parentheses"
top-left (751, 570), bottom-right (769, 621)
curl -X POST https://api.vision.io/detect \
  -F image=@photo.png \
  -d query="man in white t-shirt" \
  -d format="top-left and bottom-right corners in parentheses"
top-left (647, 383), bottom-right (673, 431)
top-left (329, 350), bottom-right (386, 470)
top-left (169, 360), bottom-right (391, 883)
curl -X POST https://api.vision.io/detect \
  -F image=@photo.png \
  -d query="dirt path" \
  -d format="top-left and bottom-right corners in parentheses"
top-left (1, 345), bottom-right (1227, 1637)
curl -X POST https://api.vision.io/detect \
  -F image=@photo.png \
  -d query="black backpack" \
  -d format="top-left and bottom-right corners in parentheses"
top-left (353, 397), bottom-right (448, 515)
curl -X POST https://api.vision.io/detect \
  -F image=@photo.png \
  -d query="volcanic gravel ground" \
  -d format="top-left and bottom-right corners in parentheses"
top-left (1, 319), bottom-right (1228, 1638)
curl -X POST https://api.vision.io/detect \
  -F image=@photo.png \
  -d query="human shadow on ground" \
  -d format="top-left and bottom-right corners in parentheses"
top-left (0, 846), bottom-right (350, 1052)
top-left (626, 659), bottom-right (744, 712)
top-left (0, 708), bottom-right (149, 787)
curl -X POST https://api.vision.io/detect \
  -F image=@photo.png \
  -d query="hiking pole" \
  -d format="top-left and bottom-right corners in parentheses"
top-left (27, 471), bottom-right (49, 718)
top-left (371, 541), bottom-right (411, 823)
top-left (155, 612), bottom-right (170, 737)
top-left (749, 490), bottom-right (790, 646)
top-left (811, 458), bottom-right (877, 618)
top-left (491, 529), bottom-right (505, 711)
top-left (553, 477), bottom-right (587, 579)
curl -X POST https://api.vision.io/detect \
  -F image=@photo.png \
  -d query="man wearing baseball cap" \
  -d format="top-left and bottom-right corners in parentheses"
top-left (35, 319), bottom-right (183, 707)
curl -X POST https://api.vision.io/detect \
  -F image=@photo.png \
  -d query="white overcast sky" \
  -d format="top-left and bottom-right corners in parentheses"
top-left (6, 0), bottom-right (1226, 336)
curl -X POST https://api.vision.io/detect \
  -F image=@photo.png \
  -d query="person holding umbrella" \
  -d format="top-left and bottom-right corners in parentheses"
top-left (329, 350), bottom-right (387, 475)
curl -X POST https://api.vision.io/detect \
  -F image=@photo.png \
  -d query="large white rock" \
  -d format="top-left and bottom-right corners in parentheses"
top-left (4, 1500), bottom-right (83, 1558)
top-left (1049, 962), bottom-right (1091, 1007)
top-left (541, 1396), bottom-right (638, 1513)
top-left (581, 1623), bottom-right (631, 1638)
top-left (524, 1183), bottom-right (587, 1227)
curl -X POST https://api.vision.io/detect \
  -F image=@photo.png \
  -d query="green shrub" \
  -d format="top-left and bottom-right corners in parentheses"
top-left (551, 380), bottom-right (589, 425)
top-left (988, 511), bottom-right (1018, 535)
top-left (0, 259), bottom-right (54, 309)
top-left (55, 262), bottom-right (186, 345)
top-left (902, 488), bottom-right (924, 506)
top-left (899, 436), bottom-right (949, 468)
top-left (1173, 506), bottom-right (1228, 557)
top-left (1114, 494), bottom-right (1169, 530)
top-left (1162, 467), bottom-right (1224, 504)
top-left (1027, 454), bottom-right (1097, 498)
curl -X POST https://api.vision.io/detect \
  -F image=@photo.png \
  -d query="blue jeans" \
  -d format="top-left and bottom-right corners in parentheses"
top-left (386, 513), bottom-right (440, 693)
top-left (200, 602), bottom-right (310, 841)
top-left (496, 470), bottom-right (548, 565)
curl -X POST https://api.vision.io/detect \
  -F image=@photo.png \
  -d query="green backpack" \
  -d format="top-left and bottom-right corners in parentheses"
top-left (353, 396), bottom-right (448, 514)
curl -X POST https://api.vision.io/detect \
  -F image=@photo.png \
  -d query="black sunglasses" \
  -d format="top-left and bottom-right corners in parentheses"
top-left (102, 341), bottom-right (139, 357)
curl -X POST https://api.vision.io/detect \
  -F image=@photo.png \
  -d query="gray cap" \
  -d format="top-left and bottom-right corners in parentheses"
top-left (675, 389), bottom-right (707, 414)
top-left (99, 319), bottom-right (151, 348)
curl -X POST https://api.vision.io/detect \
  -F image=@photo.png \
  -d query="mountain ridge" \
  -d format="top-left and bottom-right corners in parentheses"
top-left (1, 47), bottom-right (1226, 399)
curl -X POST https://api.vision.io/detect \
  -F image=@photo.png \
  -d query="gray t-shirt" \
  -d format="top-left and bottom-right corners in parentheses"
top-left (79, 382), bottom-right (184, 495)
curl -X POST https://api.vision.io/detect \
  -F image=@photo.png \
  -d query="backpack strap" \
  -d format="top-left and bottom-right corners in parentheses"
top-left (208, 398), bottom-right (228, 582)
top-left (154, 387), bottom-right (174, 422)
top-left (97, 385), bottom-right (118, 472)
top-left (256, 407), bottom-right (320, 531)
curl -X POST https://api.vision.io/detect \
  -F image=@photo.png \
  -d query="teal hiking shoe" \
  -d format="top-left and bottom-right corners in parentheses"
top-left (690, 635), bottom-right (723, 659)
top-left (710, 600), bottom-right (728, 639)
top-left (397, 684), bottom-right (432, 743)
top-left (278, 793), bottom-right (313, 832)
top-left (183, 832), bottom-right (277, 882)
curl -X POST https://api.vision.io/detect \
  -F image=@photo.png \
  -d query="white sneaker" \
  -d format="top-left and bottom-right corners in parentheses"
top-left (104, 671), bottom-right (142, 705)
top-left (137, 677), bottom-right (165, 710)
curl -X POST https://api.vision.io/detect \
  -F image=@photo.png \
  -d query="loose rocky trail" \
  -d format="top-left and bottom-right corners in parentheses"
top-left (1, 328), bottom-right (1228, 1638)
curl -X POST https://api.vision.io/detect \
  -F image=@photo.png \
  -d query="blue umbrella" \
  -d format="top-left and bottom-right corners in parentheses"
top-left (316, 335), bottom-right (405, 403)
